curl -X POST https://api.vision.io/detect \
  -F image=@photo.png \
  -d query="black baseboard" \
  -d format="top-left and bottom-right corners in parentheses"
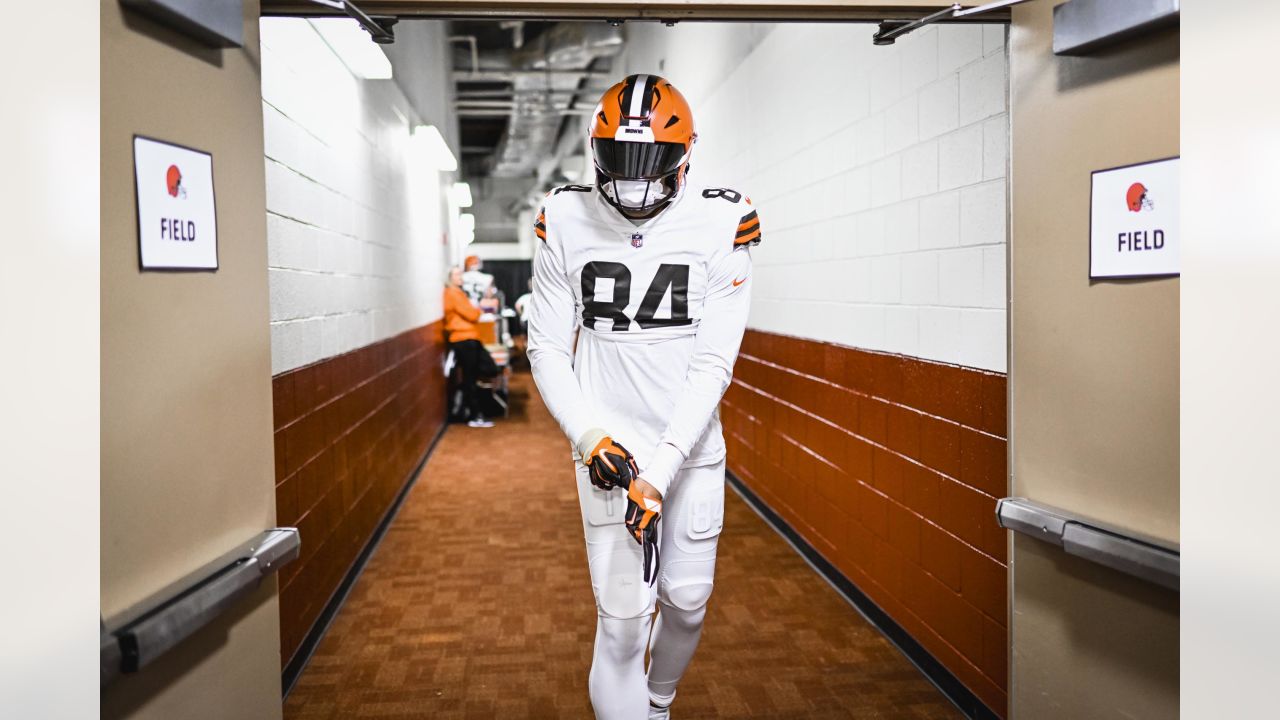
top-left (281, 423), bottom-right (448, 698)
top-left (725, 471), bottom-right (1002, 720)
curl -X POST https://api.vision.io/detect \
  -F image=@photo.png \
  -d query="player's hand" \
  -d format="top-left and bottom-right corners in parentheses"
top-left (623, 477), bottom-right (663, 585)
top-left (582, 435), bottom-right (639, 491)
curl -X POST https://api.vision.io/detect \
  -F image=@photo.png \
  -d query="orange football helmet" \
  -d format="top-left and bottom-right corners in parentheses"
top-left (589, 74), bottom-right (697, 214)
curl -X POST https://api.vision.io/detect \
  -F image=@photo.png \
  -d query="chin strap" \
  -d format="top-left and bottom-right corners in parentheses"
top-left (596, 167), bottom-right (685, 214)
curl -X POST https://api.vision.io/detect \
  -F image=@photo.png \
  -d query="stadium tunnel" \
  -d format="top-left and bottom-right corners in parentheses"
top-left (100, 1), bottom-right (1179, 718)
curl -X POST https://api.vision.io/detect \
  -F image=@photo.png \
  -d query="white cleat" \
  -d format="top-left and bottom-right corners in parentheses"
top-left (647, 702), bottom-right (671, 720)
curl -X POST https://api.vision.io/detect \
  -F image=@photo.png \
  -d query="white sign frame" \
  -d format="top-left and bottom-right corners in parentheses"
top-left (133, 135), bottom-right (219, 271)
top-left (1089, 156), bottom-right (1179, 280)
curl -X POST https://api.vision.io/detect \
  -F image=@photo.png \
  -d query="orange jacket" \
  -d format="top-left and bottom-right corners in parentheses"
top-left (444, 286), bottom-right (481, 343)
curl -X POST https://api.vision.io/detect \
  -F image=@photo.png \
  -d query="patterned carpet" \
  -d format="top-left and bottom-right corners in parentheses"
top-left (284, 372), bottom-right (961, 719)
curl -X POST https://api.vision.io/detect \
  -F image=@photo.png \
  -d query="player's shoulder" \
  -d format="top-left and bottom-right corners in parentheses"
top-left (685, 182), bottom-right (761, 248)
top-left (536, 184), bottom-right (595, 244)
top-left (541, 183), bottom-right (595, 213)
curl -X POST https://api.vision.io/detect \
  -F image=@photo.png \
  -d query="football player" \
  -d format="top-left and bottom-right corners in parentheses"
top-left (527, 74), bottom-right (761, 720)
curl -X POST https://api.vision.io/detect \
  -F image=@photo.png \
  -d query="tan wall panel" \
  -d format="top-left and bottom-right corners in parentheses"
top-left (1009, 4), bottom-right (1179, 543)
top-left (101, 0), bottom-right (281, 717)
top-left (1010, 535), bottom-right (1178, 719)
top-left (1008, 3), bottom-right (1179, 719)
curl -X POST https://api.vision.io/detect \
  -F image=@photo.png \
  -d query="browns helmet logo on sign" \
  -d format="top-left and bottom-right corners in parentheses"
top-left (1126, 182), bottom-right (1153, 212)
top-left (166, 164), bottom-right (187, 198)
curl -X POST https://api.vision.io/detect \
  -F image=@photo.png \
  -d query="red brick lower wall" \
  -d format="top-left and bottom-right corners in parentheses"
top-left (272, 321), bottom-right (447, 666)
top-left (722, 329), bottom-right (1009, 715)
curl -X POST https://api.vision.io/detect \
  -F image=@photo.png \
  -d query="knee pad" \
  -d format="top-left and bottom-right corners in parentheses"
top-left (661, 581), bottom-right (714, 614)
top-left (595, 616), bottom-right (649, 663)
top-left (593, 549), bottom-right (654, 620)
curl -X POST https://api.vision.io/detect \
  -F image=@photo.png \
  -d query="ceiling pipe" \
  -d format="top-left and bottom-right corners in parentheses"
top-left (458, 108), bottom-right (594, 117)
top-left (499, 20), bottom-right (525, 49)
top-left (456, 100), bottom-right (521, 108)
top-left (457, 22), bottom-right (623, 178)
top-left (448, 35), bottom-right (479, 75)
top-left (454, 69), bottom-right (612, 81)
top-left (456, 87), bottom-right (611, 99)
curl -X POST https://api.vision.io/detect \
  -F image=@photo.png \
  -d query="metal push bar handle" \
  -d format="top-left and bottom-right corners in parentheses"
top-left (101, 528), bottom-right (300, 687)
top-left (996, 498), bottom-right (1178, 590)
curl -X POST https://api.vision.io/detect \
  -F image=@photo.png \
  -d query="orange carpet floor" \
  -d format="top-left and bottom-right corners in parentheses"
top-left (284, 372), bottom-right (960, 719)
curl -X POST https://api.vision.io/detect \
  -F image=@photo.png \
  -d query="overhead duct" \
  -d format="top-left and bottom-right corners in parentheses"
top-left (455, 22), bottom-right (622, 179)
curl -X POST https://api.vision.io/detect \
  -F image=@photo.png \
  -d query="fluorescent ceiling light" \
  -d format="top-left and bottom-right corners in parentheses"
top-left (452, 182), bottom-right (473, 208)
top-left (413, 125), bottom-right (458, 172)
top-left (309, 18), bottom-right (392, 80)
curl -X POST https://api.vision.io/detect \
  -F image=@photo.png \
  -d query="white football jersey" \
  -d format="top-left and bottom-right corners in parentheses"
top-left (527, 182), bottom-right (761, 476)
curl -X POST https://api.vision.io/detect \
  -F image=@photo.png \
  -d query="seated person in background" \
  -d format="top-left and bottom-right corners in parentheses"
top-left (479, 283), bottom-right (502, 314)
top-left (445, 266), bottom-right (499, 428)
top-left (461, 254), bottom-right (495, 303)
top-left (513, 278), bottom-right (533, 326)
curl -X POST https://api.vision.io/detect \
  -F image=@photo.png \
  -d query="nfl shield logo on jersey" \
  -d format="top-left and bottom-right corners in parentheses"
top-left (630, 232), bottom-right (644, 248)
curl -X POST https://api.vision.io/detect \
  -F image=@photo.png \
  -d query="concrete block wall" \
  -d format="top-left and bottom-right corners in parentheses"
top-left (624, 22), bottom-right (1008, 372)
top-left (260, 18), bottom-right (453, 375)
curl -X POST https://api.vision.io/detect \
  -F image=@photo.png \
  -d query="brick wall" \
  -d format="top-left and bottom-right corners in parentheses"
top-left (273, 321), bottom-right (446, 665)
top-left (722, 329), bottom-right (1008, 714)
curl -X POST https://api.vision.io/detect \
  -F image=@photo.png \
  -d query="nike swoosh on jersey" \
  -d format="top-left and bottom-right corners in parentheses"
top-left (732, 276), bottom-right (748, 287)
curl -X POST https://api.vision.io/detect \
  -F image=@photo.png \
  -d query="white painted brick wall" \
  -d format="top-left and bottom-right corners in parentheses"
top-left (260, 18), bottom-right (453, 375)
top-left (625, 22), bottom-right (1009, 372)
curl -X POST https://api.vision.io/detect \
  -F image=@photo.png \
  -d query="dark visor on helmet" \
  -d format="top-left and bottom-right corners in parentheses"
top-left (593, 139), bottom-right (686, 180)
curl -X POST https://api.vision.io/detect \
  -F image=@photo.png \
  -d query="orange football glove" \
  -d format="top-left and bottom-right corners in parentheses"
top-left (622, 480), bottom-right (663, 585)
top-left (583, 435), bottom-right (639, 491)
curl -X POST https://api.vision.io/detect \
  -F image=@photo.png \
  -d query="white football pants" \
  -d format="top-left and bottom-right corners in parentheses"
top-left (575, 460), bottom-right (726, 720)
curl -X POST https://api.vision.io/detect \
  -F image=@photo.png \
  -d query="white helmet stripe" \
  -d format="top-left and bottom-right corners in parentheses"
top-left (628, 74), bottom-right (650, 126)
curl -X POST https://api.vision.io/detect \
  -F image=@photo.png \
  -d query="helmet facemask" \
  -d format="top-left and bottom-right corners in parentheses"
top-left (596, 172), bottom-right (682, 213)
top-left (592, 137), bottom-right (690, 215)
